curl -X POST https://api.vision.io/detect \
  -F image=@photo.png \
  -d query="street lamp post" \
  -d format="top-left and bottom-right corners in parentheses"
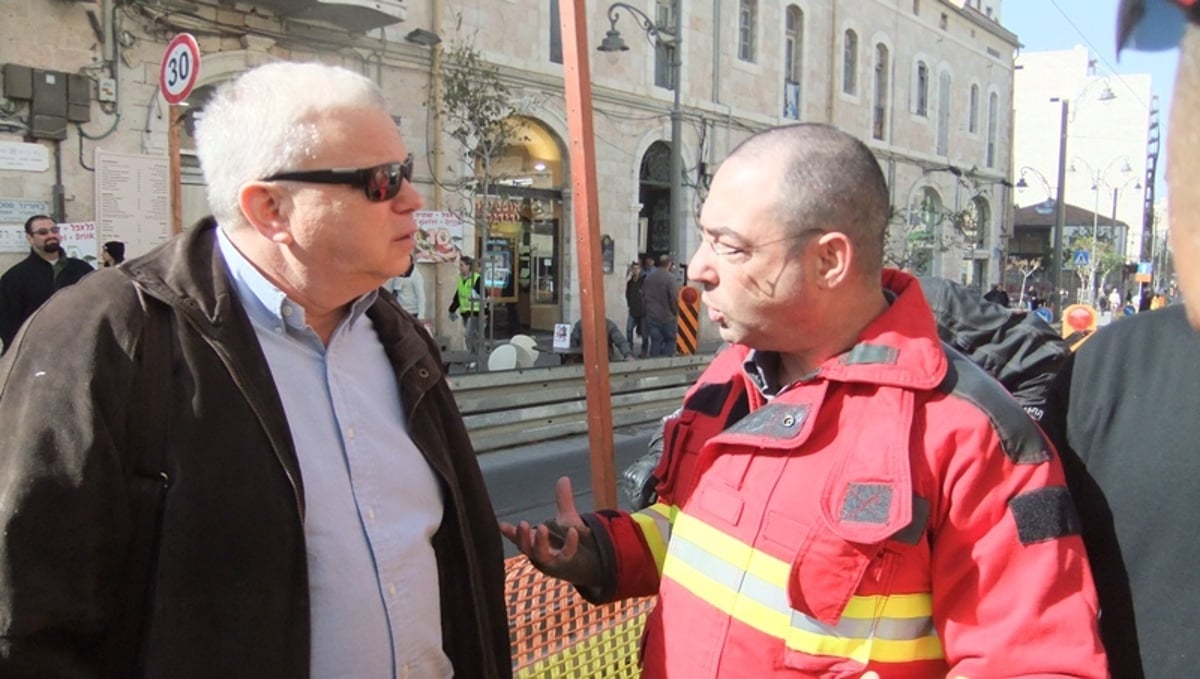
top-left (599, 1), bottom-right (685, 263)
top-left (1071, 155), bottom-right (1133, 304)
top-left (1051, 98), bottom-right (1069, 310)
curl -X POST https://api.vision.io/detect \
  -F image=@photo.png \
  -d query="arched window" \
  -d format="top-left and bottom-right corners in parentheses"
top-left (873, 43), bottom-right (889, 140)
top-left (784, 6), bottom-right (803, 119)
top-left (843, 29), bottom-right (858, 95)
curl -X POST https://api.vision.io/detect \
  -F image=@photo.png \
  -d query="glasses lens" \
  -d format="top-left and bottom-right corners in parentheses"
top-left (34, 227), bottom-right (61, 236)
top-left (364, 154), bottom-right (414, 203)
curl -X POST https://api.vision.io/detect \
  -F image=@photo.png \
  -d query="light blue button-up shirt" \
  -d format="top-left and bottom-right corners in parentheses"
top-left (217, 228), bottom-right (450, 679)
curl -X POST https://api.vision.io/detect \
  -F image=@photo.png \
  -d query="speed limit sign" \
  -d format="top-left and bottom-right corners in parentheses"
top-left (160, 34), bottom-right (201, 105)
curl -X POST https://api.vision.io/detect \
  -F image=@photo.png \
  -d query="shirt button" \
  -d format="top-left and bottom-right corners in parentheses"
top-left (367, 507), bottom-right (376, 520)
top-left (388, 584), bottom-right (397, 597)
top-left (345, 427), bottom-right (356, 439)
top-left (281, 305), bottom-right (293, 317)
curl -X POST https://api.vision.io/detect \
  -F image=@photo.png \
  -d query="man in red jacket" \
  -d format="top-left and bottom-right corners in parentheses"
top-left (504, 123), bottom-right (1106, 677)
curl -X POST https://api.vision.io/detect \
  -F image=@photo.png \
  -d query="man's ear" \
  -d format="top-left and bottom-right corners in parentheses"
top-left (238, 181), bottom-right (294, 244)
top-left (812, 231), bottom-right (853, 288)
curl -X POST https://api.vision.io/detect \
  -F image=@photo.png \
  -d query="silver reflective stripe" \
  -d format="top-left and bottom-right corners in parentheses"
top-left (667, 517), bottom-right (936, 643)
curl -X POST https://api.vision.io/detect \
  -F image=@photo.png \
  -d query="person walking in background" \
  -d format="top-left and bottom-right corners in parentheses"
top-left (0, 62), bottom-right (510, 678)
top-left (101, 240), bottom-right (126, 267)
top-left (0, 214), bottom-right (93, 352)
top-left (449, 255), bottom-right (483, 352)
top-left (983, 282), bottom-right (1010, 307)
top-left (503, 124), bottom-right (1105, 678)
top-left (1041, 4), bottom-right (1200, 676)
top-left (642, 254), bottom-right (680, 357)
top-left (624, 260), bottom-right (648, 358)
top-left (388, 257), bottom-right (426, 319)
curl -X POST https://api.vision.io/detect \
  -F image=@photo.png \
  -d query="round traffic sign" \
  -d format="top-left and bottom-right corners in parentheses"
top-left (160, 34), bottom-right (201, 105)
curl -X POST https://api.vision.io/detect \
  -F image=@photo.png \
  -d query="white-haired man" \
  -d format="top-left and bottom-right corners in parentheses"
top-left (0, 62), bottom-right (510, 678)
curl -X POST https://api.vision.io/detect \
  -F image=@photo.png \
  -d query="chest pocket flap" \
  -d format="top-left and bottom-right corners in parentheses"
top-left (788, 386), bottom-right (918, 624)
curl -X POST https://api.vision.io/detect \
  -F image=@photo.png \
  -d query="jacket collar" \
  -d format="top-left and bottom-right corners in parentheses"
top-left (122, 216), bottom-right (441, 405)
top-left (739, 268), bottom-right (947, 393)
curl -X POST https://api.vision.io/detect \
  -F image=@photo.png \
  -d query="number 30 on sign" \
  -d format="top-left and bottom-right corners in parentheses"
top-left (160, 34), bottom-right (201, 105)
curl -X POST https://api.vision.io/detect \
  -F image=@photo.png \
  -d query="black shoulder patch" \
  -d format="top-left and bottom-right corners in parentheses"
top-left (1008, 486), bottom-right (1082, 545)
top-left (684, 381), bottom-right (733, 417)
top-left (936, 345), bottom-right (1051, 464)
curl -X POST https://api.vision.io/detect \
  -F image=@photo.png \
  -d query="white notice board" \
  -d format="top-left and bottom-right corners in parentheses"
top-left (95, 149), bottom-right (171, 258)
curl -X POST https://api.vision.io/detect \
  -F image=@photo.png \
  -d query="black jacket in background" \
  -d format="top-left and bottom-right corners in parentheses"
top-left (1041, 305), bottom-right (1200, 679)
top-left (0, 250), bottom-right (93, 349)
top-left (625, 277), bottom-right (645, 318)
top-left (918, 276), bottom-right (1070, 419)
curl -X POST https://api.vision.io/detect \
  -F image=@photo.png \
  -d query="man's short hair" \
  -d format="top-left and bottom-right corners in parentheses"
top-left (724, 125), bottom-right (888, 279)
top-left (460, 256), bottom-right (474, 267)
top-left (194, 62), bottom-right (389, 230)
top-left (23, 214), bottom-right (53, 234)
top-left (658, 254), bottom-right (672, 266)
top-left (728, 124), bottom-right (889, 278)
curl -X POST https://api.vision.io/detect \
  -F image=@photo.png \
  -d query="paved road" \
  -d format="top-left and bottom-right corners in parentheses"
top-left (480, 422), bottom-right (660, 558)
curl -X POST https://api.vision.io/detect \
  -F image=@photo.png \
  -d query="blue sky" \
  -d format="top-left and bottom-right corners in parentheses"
top-left (1002, 0), bottom-right (1178, 196)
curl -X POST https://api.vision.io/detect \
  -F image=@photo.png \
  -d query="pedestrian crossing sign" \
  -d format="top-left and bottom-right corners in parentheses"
top-left (1073, 249), bottom-right (1089, 267)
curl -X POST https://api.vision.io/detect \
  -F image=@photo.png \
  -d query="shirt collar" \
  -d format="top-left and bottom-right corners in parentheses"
top-left (215, 225), bottom-right (377, 336)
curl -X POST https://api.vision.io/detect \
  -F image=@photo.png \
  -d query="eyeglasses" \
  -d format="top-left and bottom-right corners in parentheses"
top-left (697, 227), bottom-right (824, 258)
top-left (263, 154), bottom-right (414, 202)
top-left (30, 226), bottom-right (61, 237)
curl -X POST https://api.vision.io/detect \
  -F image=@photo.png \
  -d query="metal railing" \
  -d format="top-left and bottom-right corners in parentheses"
top-left (449, 354), bottom-right (709, 452)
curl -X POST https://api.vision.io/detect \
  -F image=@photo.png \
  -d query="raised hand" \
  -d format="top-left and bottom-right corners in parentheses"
top-left (500, 476), bottom-right (602, 585)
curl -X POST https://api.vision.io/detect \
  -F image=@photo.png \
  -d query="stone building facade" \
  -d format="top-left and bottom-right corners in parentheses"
top-left (0, 0), bottom-right (1017, 343)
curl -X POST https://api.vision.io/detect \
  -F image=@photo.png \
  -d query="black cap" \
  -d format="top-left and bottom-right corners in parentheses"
top-left (103, 240), bottom-right (125, 261)
top-left (1118, 0), bottom-right (1200, 54)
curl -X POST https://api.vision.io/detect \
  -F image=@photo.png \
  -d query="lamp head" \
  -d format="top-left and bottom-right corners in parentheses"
top-left (1016, 177), bottom-right (1029, 189)
top-left (598, 28), bottom-right (630, 52)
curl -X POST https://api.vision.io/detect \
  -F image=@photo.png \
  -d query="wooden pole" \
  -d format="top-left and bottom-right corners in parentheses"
top-left (560, 0), bottom-right (617, 509)
top-left (169, 103), bottom-right (183, 235)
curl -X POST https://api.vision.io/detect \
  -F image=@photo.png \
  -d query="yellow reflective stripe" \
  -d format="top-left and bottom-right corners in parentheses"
top-left (842, 592), bottom-right (931, 620)
top-left (674, 514), bottom-right (930, 619)
top-left (630, 502), bottom-right (676, 575)
top-left (631, 513), bottom-right (668, 574)
top-left (664, 511), bottom-right (944, 663)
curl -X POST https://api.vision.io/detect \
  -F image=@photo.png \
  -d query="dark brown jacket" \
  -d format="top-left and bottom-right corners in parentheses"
top-left (0, 218), bottom-right (511, 678)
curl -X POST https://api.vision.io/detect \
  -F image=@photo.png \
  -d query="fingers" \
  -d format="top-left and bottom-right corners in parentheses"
top-left (554, 476), bottom-right (582, 525)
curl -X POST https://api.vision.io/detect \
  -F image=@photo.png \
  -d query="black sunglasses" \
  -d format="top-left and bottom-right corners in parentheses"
top-left (263, 153), bottom-right (414, 202)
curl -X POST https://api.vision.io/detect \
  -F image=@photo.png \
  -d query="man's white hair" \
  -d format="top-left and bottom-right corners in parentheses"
top-left (194, 61), bottom-right (388, 229)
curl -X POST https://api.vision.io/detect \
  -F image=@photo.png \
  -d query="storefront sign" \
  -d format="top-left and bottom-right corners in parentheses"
top-left (59, 220), bottom-right (99, 266)
top-left (414, 210), bottom-right (474, 263)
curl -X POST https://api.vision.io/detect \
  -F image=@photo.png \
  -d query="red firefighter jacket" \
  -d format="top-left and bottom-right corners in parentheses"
top-left (582, 270), bottom-right (1106, 678)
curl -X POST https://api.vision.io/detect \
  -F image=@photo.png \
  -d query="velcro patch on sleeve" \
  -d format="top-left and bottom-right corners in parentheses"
top-left (1008, 486), bottom-right (1081, 545)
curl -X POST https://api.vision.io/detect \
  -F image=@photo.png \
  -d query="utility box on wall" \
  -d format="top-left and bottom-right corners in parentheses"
top-left (1, 65), bottom-right (90, 140)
